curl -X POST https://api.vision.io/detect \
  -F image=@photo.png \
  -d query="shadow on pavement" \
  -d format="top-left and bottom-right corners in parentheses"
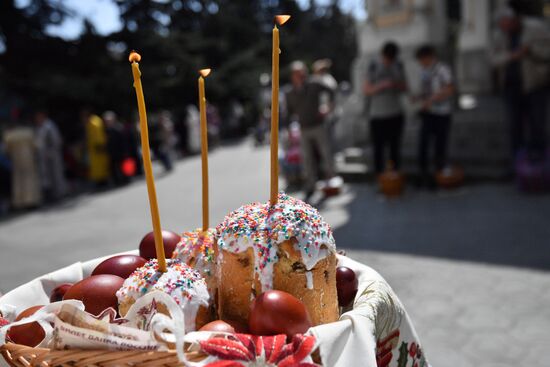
top-left (332, 183), bottom-right (550, 271)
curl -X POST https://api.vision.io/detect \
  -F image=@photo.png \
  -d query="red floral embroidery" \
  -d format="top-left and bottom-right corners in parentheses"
top-left (200, 333), bottom-right (320, 366)
top-left (376, 329), bottom-right (400, 367)
top-left (408, 342), bottom-right (417, 358)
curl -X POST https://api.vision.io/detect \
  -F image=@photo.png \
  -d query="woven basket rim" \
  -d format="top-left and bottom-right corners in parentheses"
top-left (0, 341), bottom-right (197, 367)
top-left (1, 341), bottom-right (180, 352)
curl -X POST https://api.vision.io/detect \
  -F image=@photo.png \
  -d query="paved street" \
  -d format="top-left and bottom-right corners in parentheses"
top-left (1, 140), bottom-right (549, 367)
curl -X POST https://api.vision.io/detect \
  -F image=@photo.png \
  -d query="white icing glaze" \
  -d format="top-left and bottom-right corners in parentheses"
top-left (306, 271), bottom-right (314, 290)
top-left (217, 192), bottom-right (336, 291)
top-left (116, 259), bottom-right (209, 332)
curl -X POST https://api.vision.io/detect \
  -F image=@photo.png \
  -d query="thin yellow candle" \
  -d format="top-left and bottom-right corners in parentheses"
top-left (198, 68), bottom-right (211, 231)
top-left (129, 51), bottom-right (167, 272)
top-left (270, 15), bottom-right (290, 205)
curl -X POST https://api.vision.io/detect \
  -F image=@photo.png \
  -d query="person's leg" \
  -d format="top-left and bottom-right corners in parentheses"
top-left (388, 115), bottom-right (405, 171)
top-left (370, 118), bottom-right (385, 174)
top-left (312, 124), bottom-right (335, 179)
top-left (300, 128), bottom-right (317, 195)
top-left (418, 113), bottom-right (430, 176)
top-left (434, 115), bottom-right (452, 170)
top-left (504, 88), bottom-right (525, 157)
top-left (525, 88), bottom-right (547, 158)
top-left (156, 148), bottom-right (173, 172)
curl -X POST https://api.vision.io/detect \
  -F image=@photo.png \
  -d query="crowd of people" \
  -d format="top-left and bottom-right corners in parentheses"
top-left (277, 44), bottom-right (456, 196)
top-left (277, 4), bottom-right (550, 196)
top-left (364, 42), bottom-right (455, 189)
top-left (1, 5), bottom-right (548, 213)
top-left (0, 107), bottom-right (216, 215)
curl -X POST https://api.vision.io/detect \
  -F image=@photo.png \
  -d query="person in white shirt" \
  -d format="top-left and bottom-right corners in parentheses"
top-left (415, 45), bottom-right (455, 187)
top-left (363, 42), bottom-right (408, 174)
top-left (34, 111), bottom-right (67, 201)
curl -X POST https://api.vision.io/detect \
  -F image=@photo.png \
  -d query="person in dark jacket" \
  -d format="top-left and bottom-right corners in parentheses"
top-left (415, 45), bottom-right (455, 186)
top-left (103, 111), bottom-right (129, 185)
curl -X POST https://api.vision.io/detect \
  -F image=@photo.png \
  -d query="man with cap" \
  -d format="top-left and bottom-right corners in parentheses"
top-left (285, 60), bottom-right (337, 202)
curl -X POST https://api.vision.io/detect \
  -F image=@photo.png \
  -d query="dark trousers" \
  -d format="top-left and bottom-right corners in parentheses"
top-left (418, 113), bottom-right (451, 174)
top-left (505, 88), bottom-right (547, 158)
top-left (369, 115), bottom-right (404, 174)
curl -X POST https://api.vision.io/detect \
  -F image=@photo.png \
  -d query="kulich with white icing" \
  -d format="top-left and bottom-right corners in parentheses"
top-left (172, 228), bottom-right (217, 296)
top-left (216, 192), bottom-right (339, 326)
top-left (116, 258), bottom-right (211, 331)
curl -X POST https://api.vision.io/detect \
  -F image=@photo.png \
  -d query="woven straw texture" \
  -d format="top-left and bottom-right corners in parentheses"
top-left (0, 343), bottom-right (204, 367)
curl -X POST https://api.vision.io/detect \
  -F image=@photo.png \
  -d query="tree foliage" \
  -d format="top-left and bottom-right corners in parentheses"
top-left (0, 0), bottom-right (356, 135)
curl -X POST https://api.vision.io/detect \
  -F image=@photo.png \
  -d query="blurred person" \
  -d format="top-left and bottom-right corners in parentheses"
top-left (122, 116), bottom-right (142, 176)
top-left (185, 105), bottom-right (201, 154)
top-left (226, 99), bottom-right (245, 137)
top-left (150, 111), bottom-right (176, 172)
top-left (174, 112), bottom-right (189, 156)
top-left (103, 111), bottom-right (130, 185)
top-left (254, 73), bottom-right (272, 146)
top-left (363, 41), bottom-right (408, 175)
top-left (81, 109), bottom-right (110, 187)
top-left (312, 58), bottom-right (338, 91)
top-left (415, 45), bottom-right (455, 187)
top-left (206, 104), bottom-right (221, 148)
top-left (34, 110), bottom-right (67, 201)
top-left (312, 59), bottom-right (339, 150)
top-left (0, 140), bottom-right (12, 215)
top-left (491, 6), bottom-right (550, 160)
top-left (280, 121), bottom-right (303, 189)
top-left (3, 120), bottom-right (41, 209)
top-left (286, 60), bottom-right (336, 201)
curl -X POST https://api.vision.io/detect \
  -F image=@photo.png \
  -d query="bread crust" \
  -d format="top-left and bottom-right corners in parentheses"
top-left (218, 247), bottom-right (256, 323)
top-left (218, 239), bottom-right (338, 326)
top-left (274, 240), bottom-right (339, 326)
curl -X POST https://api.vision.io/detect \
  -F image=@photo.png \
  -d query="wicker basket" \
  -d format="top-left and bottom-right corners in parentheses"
top-left (0, 342), bottom-right (205, 367)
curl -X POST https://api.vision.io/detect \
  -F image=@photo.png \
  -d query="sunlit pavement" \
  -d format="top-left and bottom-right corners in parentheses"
top-left (0, 139), bottom-right (548, 367)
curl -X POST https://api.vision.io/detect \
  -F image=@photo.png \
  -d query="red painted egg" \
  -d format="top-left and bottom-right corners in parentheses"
top-left (249, 290), bottom-right (312, 338)
top-left (50, 283), bottom-right (73, 303)
top-left (63, 275), bottom-right (124, 316)
top-left (199, 320), bottom-right (236, 333)
top-left (8, 305), bottom-right (45, 347)
top-left (139, 230), bottom-right (180, 260)
top-left (92, 255), bottom-right (147, 279)
top-left (336, 266), bottom-right (358, 307)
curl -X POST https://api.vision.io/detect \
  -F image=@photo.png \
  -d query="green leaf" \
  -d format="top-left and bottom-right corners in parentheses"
top-left (397, 342), bottom-right (409, 367)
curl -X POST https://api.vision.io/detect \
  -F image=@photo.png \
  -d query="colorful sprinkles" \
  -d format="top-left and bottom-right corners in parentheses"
top-left (116, 258), bottom-right (209, 307)
top-left (216, 192), bottom-right (335, 288)
top-left (172, 228), bottom-right (216, 272)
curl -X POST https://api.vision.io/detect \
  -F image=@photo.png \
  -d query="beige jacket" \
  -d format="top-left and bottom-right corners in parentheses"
top-left (491, 17), bottom-right (550, 93)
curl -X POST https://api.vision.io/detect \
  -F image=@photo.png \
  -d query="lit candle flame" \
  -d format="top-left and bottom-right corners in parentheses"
top-left (129, 51), bottom-right (141, 63)
top-left (199, 68), bottom-right (212, 78)
top-left (275, 15), bottom-right (291, 26)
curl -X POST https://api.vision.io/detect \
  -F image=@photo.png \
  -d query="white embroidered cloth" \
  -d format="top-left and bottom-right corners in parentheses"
top-left (0, 252), bottom-right (429, 367)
